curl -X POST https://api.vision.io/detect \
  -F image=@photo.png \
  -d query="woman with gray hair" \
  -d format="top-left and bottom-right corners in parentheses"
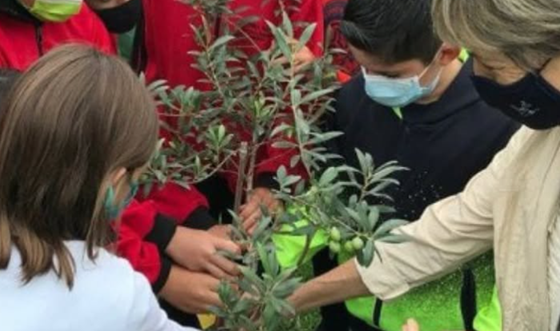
top-left (288, 0), bottom-right (560, 330)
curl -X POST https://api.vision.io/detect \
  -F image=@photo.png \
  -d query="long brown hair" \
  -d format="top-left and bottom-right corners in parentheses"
top-left (0, 45), bottom-right (158, 288)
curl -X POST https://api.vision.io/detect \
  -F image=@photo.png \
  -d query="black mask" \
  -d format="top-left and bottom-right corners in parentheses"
top-left (95, 0), bottom-right (142, 34)
top-left (472, 72), bottom-right (560, 130)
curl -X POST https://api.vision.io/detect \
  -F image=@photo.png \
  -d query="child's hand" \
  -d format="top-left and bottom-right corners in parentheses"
top-left (159, 266), bottom-right (223, 314)
top-left (271, 39), bottom-right (317, 74)
top-left (401, 319), bottom-right (462, 331)
top-left (402, 319), bottom-right (420, 331)
top-left (240, 188), bottom-right (282, 235)
top-left (166, 227), bottom-right (241, 280)
top-left (208, 224), bottom-right (233, 240)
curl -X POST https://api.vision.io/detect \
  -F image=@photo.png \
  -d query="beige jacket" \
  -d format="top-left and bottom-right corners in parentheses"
top-left (357, 127), bottom-right (560, 331)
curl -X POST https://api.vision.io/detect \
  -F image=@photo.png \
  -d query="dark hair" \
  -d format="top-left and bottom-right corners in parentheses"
top-left (340, 0), bottom-right (442, 64)
top-left (0, 45), bottom-right (158, 288)
top-left (0, 69), bottom-right (21, 106)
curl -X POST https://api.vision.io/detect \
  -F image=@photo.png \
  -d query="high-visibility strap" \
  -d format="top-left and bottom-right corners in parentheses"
top-left (459, 48), bottom-right (470, 63)
top-left (391, 107), bottom-right (403, 119)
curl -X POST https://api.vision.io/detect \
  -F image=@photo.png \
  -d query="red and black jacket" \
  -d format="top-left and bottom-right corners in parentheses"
top-left (0, 0), bottom-right (115, 70)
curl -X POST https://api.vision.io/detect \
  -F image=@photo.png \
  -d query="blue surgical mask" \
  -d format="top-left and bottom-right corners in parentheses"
top-left (104, 181), bottom-right (138, 221)
top-left (362, 64), bottom-right (442, 108)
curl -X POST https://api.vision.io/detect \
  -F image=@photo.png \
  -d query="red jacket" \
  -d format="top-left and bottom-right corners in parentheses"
top-left (0, 2), bottom-right (115, 70)
top-left (142, 0), bottom-right (323, 87)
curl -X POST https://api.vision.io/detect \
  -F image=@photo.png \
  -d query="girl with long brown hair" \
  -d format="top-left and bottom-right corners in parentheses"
top-left (0, 44), bottom-right (196, 331)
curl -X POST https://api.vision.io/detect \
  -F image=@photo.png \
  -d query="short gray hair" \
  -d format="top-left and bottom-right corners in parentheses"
top-left (432, 0), bottom-right (560, 70)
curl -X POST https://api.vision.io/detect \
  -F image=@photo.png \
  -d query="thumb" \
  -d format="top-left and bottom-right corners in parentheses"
top-left (404, 319), bottom-right (419, 331)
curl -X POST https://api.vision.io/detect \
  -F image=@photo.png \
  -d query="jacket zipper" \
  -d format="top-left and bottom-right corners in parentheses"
top-left (35, 25), bottom-right (44, 56)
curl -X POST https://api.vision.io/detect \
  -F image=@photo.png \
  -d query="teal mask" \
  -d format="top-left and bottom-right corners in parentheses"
top-left (362, 65), bottom-right (442, 108)
top-left (104, 181), bottom-right (138, 221)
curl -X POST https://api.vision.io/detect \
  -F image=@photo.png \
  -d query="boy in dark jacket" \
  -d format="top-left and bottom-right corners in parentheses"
top-left (309, 0), bottom-right (519, 330)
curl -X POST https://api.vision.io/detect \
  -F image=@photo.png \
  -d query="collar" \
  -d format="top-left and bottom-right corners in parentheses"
top-left (0, 0), bottom-right (41, 24)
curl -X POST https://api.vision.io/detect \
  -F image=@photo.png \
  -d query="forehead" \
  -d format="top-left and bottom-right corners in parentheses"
top-left (348, 45), bottom-right (426, 74)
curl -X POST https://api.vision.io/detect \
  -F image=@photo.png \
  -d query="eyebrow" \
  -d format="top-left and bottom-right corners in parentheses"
top-left (367, 69), bottom-right (401, 77)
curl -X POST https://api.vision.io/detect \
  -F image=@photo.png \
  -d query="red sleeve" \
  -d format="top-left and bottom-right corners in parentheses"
top-left (142, 182), bottom-right (216, 229)
top-left (117, 200), bottom-right (176, 292)
top-left (290, 0), bottom-right (325, 57)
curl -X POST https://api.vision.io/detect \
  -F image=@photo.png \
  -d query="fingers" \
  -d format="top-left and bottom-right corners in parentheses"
top-left (210, 254), bottom-right (240, 277)
top-left (199, 289), bottom-right (222, 313)
top-left (239, 200), bottom-right (259, 220)
top-left (214, 237), bottom-right (242, 255)
top-left (240, 190), bottom-right (278, 221)
top-left (243, 210), bottom-right (261, 234)
top-left (206, 263), bottom-right (229, 281)
top-left (247, 224), bottom-right (258, 236)
top-left (402, 319), bottom-right (419, 331)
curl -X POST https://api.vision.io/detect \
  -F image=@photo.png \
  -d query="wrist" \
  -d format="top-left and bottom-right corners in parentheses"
top-left (154, 255), bottom-right (173, 294)
top-left (165, 227), bottom-right (196, 258)
top-left (145, 214), bottom-right (177, 253)
top-left (159, 265), bottom-right (178, 300)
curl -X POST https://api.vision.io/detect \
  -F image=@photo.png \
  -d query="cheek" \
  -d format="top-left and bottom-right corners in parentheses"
top-left (473, 59), bottom-right (494, 79)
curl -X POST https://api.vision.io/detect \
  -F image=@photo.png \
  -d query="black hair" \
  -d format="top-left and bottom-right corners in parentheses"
top-left (340, 0), bottom-right (442, 64)
top-left (0, 69), bottom-right (21, 107)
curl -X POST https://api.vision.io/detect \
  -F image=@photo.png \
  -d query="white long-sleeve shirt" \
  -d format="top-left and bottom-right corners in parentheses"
top-left (549, 216), bottom-right (560, 331)
top-left (0, 241), bottom-right (197, 331)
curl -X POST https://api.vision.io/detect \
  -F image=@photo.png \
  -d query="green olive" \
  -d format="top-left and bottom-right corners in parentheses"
top-left (330, 227), bottom-right (341, 242)
top-left (329, 241), bottom-right (341, 253)
top-left (344, 241), bottom-right (355, 253)
top-left (352, 237), bottom-right (365, 250)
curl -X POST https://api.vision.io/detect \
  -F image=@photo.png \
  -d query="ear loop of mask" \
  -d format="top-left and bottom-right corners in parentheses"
top-left (103, 173), bottom-right (138, 220)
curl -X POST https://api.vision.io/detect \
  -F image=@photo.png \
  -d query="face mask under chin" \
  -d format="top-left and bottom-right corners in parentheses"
top-left (20, 0), bottom-right (83, 22)
top-left (94, 0), bottom-right (142, 34)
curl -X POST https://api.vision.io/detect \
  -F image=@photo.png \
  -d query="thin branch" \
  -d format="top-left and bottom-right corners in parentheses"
top-left (234, 142), bottom-right (249, 213)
